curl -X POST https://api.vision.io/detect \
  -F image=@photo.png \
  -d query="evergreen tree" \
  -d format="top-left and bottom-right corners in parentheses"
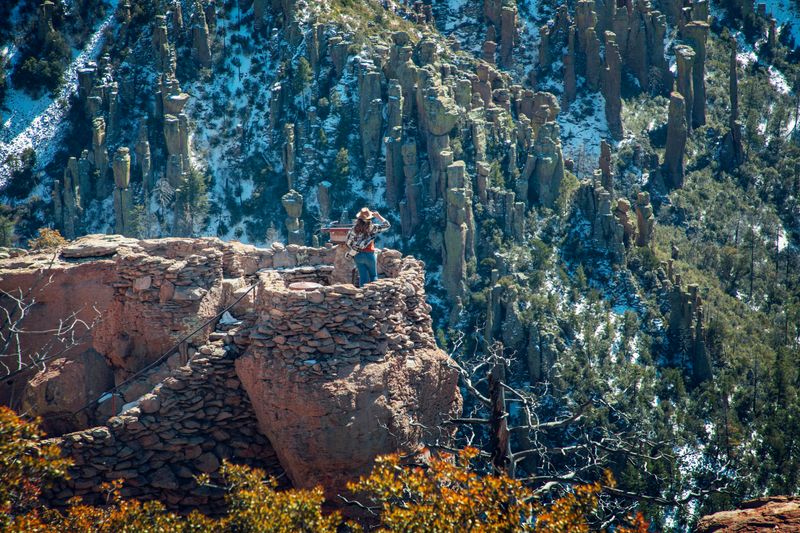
top-left (175, 168), bottom-right (210, 236)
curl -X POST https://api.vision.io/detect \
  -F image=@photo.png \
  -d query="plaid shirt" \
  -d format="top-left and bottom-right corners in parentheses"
top-left (346, 219), bottom-right (390, 252)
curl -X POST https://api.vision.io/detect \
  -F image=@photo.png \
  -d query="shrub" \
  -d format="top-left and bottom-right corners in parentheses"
top-left (28, 228), bottom-right (68, 251)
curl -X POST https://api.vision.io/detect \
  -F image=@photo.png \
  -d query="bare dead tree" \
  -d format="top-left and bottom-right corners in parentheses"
top-left (0, 252), bottom-right (102, 409)
top-left (439, 330), bottom-right (734, 524)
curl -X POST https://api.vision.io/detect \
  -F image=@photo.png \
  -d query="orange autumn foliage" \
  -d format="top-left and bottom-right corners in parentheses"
top-left (0, 406), bottom-right (649, 532)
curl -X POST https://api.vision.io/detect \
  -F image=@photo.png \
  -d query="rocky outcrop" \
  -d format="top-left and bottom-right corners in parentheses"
top-left (573, 181), bottom-right (625, 264)
top-left (602, 31), bottom-right (623, 140)
top-left (281, 189), bottom-right (304, 245)
top-left (282, 123), bottom-right (296, 189)
top-left (443, 161), bottom-right (473, 315)
top-left (635, 191), bottom-right (655, 247)
top-left (358, 64), bottom-right (384, 173)
top-left (599, 139), bottom-right (613, 192)
top-left (522, 121), bottom-right (565, 209)
top-left (696, 496), bottom-right (800, 532)
top-left (112, 147), bottom-right (134, 237)
top-left (721, 36), bottom-right (746, 171)
top-left (614, 198), bottom-right (635, 248)
top-left (21, 351), bottom-right (115, 437)
top-left (1, 237), bottom-right (461, 505)
top-left (237, 250), bottom-right (460, 495)
top-left (684, 21), bottom-right (709, 128)
top-left (92, 117), bottom-right (109, 183)
top-left (53, 161), bottom-right (82, 240)
top-left (663, 92), bottom-right (688, 189)
top-left (191, 1), bottom-right (212, 68)
top-left (164, 113), bottom-right (190, 188)
top-left (135, 120), bottom-right (153, 192)
top-left (674, 45), bottom-right (695, 132)
top-left (666, 272), bottom-right (711, 384)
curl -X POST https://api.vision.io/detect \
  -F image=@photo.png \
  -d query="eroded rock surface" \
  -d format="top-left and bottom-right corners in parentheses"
top-left (1, 236), bottom-right (460, 506)
top-left (696, 496), bottom-right (800, 532)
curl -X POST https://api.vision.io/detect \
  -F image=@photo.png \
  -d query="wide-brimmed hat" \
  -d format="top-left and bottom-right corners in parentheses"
top-left (357, 207), bottom-right (374, 221)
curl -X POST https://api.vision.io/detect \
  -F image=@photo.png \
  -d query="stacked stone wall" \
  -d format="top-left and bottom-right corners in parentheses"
top-left (245, 250), bottom-right (434, 380)
top-left (46, 341), bottom-right (283, 514)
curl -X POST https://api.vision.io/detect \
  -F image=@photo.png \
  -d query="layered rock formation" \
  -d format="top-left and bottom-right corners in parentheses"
top-left (574, 181), bottom-right (626, 264)
top-left (721, 36), bottom-right (746, 170)
top-left (666, 271), bottom-right (711, 384)
top-left (663, 92), bottom-right (688, 188)
top-left (0, 236), bottom-right (460, 505)
top-left (696, 496), bottom-right (800, 532)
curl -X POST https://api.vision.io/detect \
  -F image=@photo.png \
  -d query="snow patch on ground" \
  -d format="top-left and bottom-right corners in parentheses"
top-left (558, 91), bottom-right (610, 167)
top-left (0, 0), bottom-right (120, 186)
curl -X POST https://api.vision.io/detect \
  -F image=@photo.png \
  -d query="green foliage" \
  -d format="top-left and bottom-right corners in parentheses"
top-left (11, 29), bottom-right (71, 96)
top-left (0, 407), bottom-right (72, 528)
top-left (291, 57), bottom-right (313, 95)
top-left (3, 148), bottom-right (37, 201)
top-left (0, 213), bottom-right (16, 247)
top-left (174, 168), bottom-right (210, 236)
top-left (332, 147), bottom-right (350, 188)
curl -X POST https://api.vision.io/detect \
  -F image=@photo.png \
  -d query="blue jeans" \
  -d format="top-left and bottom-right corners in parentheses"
top-left (354, 252), bottom-right (377, 286)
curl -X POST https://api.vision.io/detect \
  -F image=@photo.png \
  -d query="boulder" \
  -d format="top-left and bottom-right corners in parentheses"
top-left (696, 496), bottom-right (800, 532)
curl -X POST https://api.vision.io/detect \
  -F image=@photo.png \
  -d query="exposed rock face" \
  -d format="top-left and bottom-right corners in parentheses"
top-left (1, 237), bottom-right (460, 506)
top-left (358, 64), bottom-right (384, 173)
top-left (674, 45), bottom-right (695, 132)
top-left (696, 496), bottom-right (800, 532)
top-left (134, 120), bottom-right (152, 192)
top-left (443, 161), bottom-right (473, 314)
top-left (721, 36), bottom-right (746, 171)
top-left (614, 198), bottom-right (635, 248)
top-left (191, 1), bottom-right (212, 68)
top-left (112, 147), bottom-right (133, 237)
top-left (684, 21), bottom-right (709, 128)
top-left (635, 191), bottom-right (655, 247)
top-left (282, 123), bottom-right (296, 189)
top-left (524, 121), bottom-right (565, 209)
top-left (281, 189), bottom-right (305, 245)
top-left (21, 351), bottom-right (114, 436)
top-left (666, 272), bottom-right (711, 384)
top-left (599, 139), bottom-right (613, 192)
top-left (663, 92), bottom-right (688, 189)
top-left (317, 181), bottom-right (332, 222)
top-left (602, 31), bottom-right (623, 140)
top-left (237, 251), bottom-right (460, 495)
top-left (53, 161), bottom-right (82, 240)
top-left (92, 117), bottom-right (109, 182)
top-left (164, 113), bottom-right (190, 188)
top-left (574, 181), bottom-right (625, 264)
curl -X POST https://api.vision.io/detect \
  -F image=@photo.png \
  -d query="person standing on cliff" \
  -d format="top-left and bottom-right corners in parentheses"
top-left (346, 208), bottom-right (391, 286)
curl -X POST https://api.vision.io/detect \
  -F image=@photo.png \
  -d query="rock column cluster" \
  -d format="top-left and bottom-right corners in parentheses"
top-left (443, 161), bottom-right (475, 318)
top-left (667, 273), bottom-right (712, 384)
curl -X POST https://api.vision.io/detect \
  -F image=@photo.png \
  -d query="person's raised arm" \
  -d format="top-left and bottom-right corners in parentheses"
top-left (372, 212), bottom-right (391, 233)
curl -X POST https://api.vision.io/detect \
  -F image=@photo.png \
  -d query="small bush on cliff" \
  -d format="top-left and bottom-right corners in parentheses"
top-left (27, 228), bottom-right (68, 250)
top-left (0, 407), bottom-right (71, 530)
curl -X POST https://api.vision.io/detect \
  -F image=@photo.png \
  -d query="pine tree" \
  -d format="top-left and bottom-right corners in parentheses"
top-left (175, 168), bottom-right (209, 236)
top-left (332, 147), bottom-right (350, 187)
top-left (0, 214), bottom-right (15, 247)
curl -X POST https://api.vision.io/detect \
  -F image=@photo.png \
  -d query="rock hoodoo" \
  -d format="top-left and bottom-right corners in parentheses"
top-left (0, 236), bottom-right (460, 507)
